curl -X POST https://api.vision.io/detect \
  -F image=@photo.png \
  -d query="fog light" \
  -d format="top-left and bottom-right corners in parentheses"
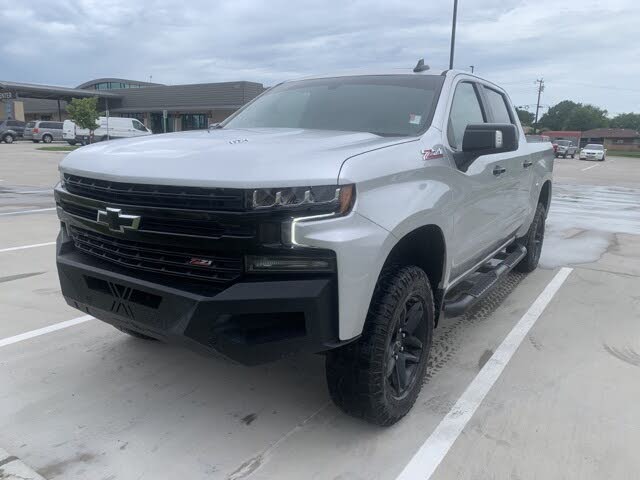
top-left (245, 255), bottom-right (334, 273)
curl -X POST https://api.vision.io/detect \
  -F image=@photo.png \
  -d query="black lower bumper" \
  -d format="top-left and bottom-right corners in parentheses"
top-left (56, 233), bottom-right (340, 366)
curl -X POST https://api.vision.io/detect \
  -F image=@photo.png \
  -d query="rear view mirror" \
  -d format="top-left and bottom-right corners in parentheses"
top-left (462, 123), bottom-right (518, 157)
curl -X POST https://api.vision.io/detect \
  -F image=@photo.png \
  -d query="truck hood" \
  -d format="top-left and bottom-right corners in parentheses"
top-left (60, 128), bottom-right (412, 188)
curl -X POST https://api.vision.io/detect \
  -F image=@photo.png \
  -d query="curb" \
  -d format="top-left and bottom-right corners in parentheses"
top-left (0, 448), bottom-right (46, 480)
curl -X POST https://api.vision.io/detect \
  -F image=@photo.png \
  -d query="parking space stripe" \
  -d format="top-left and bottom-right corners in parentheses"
top-left (0, 242), bottom-right (56, 253)
top-left (0, 315), bottom-right (93, 348)
top-left (0, 207), bottom-right (56, 216)
top-left (395, 267), bottom-right (573, 480)
top-left (581, 164), bottom-right (599, 171)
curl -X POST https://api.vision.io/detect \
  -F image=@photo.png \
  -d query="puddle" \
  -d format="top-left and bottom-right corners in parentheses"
top-left (540, 184), bottom-right (640, 268)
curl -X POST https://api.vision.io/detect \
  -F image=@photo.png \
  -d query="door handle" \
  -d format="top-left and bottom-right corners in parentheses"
top-left (523, 160), bottom-right (533, 168)
top-left (493, 166), bottom-right (506, 176)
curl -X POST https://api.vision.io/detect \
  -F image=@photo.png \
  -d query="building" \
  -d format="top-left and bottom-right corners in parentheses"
top-left (581, 128), bottom-right (640, 152)
top-left (540, 130), bottom-right (582, 146)
top-left (0, 78), bottom-right (265, 133)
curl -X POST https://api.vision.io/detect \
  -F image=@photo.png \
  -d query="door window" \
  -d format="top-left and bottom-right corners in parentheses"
top-left (483, 87), bottom-right (513, 124)
top-left (447, 82), bottom-right (485, 149)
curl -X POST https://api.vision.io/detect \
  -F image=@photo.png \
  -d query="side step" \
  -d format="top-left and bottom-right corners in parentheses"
top-left (443, 245), bottom-right (527, 317)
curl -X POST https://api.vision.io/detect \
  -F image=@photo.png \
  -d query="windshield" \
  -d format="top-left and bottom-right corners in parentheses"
top-left (584, 144), bottom-right (604, 150)
top-left (556, 140), bottom-right (571, 146)
top-left (26, 122), bottom-right (35, 128)
top-left (223, 75), bottom-right (444, 137)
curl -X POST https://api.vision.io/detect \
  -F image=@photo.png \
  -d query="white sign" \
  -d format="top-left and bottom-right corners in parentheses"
top-left (162, 109), bottom-right (168, 119)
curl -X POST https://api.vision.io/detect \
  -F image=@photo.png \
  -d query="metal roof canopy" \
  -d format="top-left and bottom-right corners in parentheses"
top-left (0, 80), bottom-right (120, 100)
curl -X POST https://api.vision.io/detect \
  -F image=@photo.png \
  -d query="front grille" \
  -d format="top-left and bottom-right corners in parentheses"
top-left (58, 198), bottom-right (255, 239)
top-left (64, 174), bottom-right (246, 211)
top-left (69, 226), bottom-right (243, 284)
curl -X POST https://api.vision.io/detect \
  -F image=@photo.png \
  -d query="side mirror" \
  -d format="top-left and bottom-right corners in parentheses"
top-left (462, 123), bottom-right (519, 157)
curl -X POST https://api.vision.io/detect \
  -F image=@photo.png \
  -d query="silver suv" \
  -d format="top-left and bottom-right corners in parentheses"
top-left (24, 120), bottom-right (64, 143)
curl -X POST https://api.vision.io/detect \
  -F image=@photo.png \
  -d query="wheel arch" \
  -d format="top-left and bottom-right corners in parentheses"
top-left (539, 180), bottom-right (552, 216)
top-left (381, 224), bottom-right (447, 324)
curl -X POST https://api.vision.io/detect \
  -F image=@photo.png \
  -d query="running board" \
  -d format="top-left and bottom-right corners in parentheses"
top-left (443, 245), bottom-right (527, 317)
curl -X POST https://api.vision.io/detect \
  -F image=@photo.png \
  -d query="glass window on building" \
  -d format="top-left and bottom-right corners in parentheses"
top-left (182, 114), bottom-right (208, 131)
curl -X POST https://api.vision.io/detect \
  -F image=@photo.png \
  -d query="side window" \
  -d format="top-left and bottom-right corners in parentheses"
top-left (447, 82), bottom-right (485, 149)
top-left (7, 120), bottom-right (18, 127)
top-left (483, 87), bottom-right (513, 124)
top-left (133, 120), bottom-right (147, 131)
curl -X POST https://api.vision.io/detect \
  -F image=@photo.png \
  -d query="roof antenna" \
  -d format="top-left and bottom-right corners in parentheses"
top-left (413, 58), bottom-right (430, 72)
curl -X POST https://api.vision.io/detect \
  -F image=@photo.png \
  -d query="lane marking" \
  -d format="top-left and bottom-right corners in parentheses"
top-left (581, 164), bottom-right (600, 171)
top-left (0, 447), bottom-right (47, 480)
top-left (0, 242), bottom-right (56, 253)
top-left (396, 267), bottom-right (573, 480)
top-left (0, 207), bottom-right (56, 216)
top-left (0, 315), bottom-right (93, 349)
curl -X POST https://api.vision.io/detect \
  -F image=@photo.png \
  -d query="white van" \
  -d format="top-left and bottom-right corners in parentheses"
top-left (63, 117), bottom-right (152, 145)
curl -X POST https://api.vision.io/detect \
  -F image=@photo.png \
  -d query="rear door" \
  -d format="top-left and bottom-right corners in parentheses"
top-left (446, 80), bottom-right (512, 279)
top-left (479, 85), bottom-right (531, 233)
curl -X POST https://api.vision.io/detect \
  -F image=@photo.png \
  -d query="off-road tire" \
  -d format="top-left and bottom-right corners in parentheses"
top-left (2, 134), bottom-right (15, 144)
top-left (115, 325), bottom-right (158, 341)
top-left (326, 265), bottom-right (434, 426)
top-left (515, 203), bottom-right (546, 273)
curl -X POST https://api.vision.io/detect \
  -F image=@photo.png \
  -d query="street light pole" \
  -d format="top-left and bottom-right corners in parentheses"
top-left (449, 0), bottom-right (459, 69)
top-left (469, 65), bottom-right (475, 73)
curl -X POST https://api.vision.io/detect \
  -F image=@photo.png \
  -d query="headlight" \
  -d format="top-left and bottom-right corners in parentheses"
top-left (59, 171), bottom-right (65, 188)
top-left (248, 184), bottom-right (355, 215)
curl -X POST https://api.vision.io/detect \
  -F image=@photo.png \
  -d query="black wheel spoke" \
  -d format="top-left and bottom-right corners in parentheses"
top-left (403, 335), bottom-right (423, 350)
top-left (386, 353), bottom-right (397, 377)
top-left (401, 352), bottom-right (420, 364)
top-left (404, 302), bottom-right (423, 333)
top-left (395, 354), bottom-right (408, 390)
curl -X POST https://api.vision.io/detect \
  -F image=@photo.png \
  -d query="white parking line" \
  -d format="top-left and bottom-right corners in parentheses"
top-left (581, 164), bottom-right (600, 171)
top-left (395, 267), bottom-right (573, 480)
top-left (0, 207), bottom-right (56, 216)
top-left (0, 315), bottom-right (93, 349)
top-left (0, 242), bottom-right (56, 253)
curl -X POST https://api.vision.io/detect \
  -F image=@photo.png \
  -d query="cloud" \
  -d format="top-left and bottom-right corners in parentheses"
top-left (1, 0), bottom-right (638, 113)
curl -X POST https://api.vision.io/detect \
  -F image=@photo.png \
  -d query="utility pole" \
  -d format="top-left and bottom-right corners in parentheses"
top-left (534, 78), bottom-right (544, 133)
top-left (449, 0), bottom-right (458, 69)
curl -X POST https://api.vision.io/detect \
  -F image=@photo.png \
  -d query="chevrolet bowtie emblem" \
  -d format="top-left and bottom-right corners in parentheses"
top-left (97, 207), bottom-right (141, 232)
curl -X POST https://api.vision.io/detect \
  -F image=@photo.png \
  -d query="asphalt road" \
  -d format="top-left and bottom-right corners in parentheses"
top-left (1, 142), bottom-right (638, 480)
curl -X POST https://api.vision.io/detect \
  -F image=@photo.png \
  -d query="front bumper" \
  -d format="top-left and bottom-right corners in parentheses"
top-left (56, 230), bottom-right (340, 365)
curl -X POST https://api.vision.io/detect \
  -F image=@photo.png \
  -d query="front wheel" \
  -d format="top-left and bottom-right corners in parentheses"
top-left (515, 203), bottom-right (546, 273)
top-left (326, 265), bottom-right (434, 426)
top-left (67, 140), bottom-right (77, 146)
top-left (2, 134), bottom-right (14, 144)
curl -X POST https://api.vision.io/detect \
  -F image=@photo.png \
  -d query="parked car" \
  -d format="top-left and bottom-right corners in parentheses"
top-left (579, 143), bottom-right (606, 161)
top-left (554, 139), bottom-right (577, 158)
top-left (64, 117), bottom-right (152, 145)
top-left (23, 120), bottom-right (64, 143)
top-left (55, 66), bottom-right (554, 426)
top-left (0, 119), bottom-right (26, 143)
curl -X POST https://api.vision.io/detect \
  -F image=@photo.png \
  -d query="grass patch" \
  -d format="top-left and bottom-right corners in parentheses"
top-left (37, 146), bottom-right (80, 152)
top-left (609, 151), bottom-right (640, 158)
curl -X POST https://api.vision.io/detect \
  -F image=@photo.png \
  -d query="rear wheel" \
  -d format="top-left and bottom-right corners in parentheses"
top-left (2, 134), bottom-right (14, 144)
top-left (326, 265), bottom-right (434, 426)
top-left (42, 134), bottom-right (53, 143)
top-left (115, 325), bottom-right (158, 341)
top-left (67, 140), bottom-right (77, 146)
top-left (515, 203), bottom-right (546, 273)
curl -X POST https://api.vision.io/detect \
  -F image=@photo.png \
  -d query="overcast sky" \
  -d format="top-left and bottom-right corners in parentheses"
top-left (1, 0), bottom-right (639, 116)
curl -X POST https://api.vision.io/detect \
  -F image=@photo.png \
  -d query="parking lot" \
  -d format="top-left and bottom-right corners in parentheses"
top-left (1, 142), bottom-right (639, 479)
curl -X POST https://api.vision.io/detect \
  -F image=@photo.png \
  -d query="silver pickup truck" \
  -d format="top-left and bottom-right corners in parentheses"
top-left (55, 63), bottom-right (553, 425)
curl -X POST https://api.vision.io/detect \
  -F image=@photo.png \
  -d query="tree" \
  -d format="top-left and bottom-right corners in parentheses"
top-left (538, 100), bottom-right (579, 131)
top-left (66, 97), bottom-right (100, 143)
top-left (515, 107), bottom-right (535, 126)
top-left (610, 113), bottom-right (640, 131)
top-left (539, 100), bottom-right (609, 131)
top-left (565, 104), bottom-right (608, 131)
